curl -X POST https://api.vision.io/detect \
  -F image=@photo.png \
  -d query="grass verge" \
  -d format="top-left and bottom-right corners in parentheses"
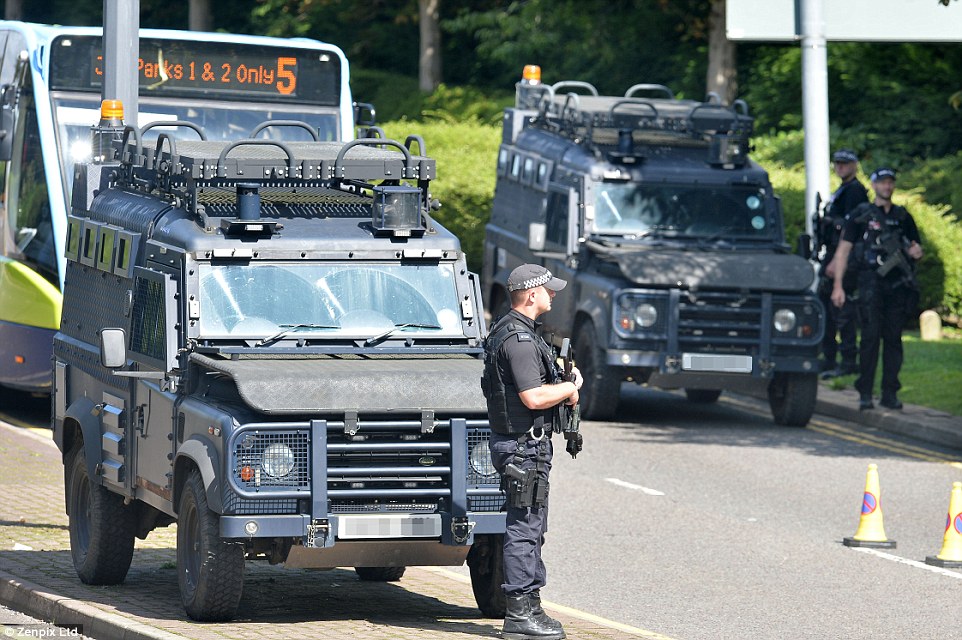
top-left (826, 329), bottom-right (962, 416)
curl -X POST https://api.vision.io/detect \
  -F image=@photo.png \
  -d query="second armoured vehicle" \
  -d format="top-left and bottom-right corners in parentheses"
top-left (483, 67), bottom-right (824, 425)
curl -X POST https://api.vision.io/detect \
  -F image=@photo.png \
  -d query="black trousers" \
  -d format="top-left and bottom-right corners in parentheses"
top-left (855, 270), bottom-right (913, 397)
top-left (490, 431), bottom-right (553, 597)
top-left (820, 288), bottom-right (858, 368)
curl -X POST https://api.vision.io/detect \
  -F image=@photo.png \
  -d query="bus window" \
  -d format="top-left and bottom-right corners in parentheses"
top-left (8, 75), bottom-right (57, 286)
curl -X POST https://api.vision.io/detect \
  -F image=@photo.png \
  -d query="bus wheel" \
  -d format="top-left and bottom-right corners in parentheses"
top-left (467, 534), bottom-right (506, 618)
top-left (575, 322), bottom-right (620, 421)
top-left (768, 372), bottom-right (818, 426)
top-left (177, 470), bottom-right (244, 621)
top-left (66, 445), bottom-right (135, 585)
top-left (685, 389), bottom-right (722, 404)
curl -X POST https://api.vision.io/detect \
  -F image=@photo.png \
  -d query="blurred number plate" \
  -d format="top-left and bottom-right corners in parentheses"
top-left (338, 514), bottom-right (441, 539)
top-left (682, 354), bottom-right (753, 373)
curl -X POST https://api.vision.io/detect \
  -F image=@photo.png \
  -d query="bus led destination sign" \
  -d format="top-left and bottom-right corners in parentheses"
top-left (51, 36), bottom-right (340, 105)
top-left (93, 53), bottom-right (300, 96)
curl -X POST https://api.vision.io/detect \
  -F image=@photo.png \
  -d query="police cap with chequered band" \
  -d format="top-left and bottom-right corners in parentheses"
top-left (506, 264), bottom-right (568, 292)
top-left (832, 149), bottom-right (858, 163)
top-left (870, 167), bottom-right (897, 182)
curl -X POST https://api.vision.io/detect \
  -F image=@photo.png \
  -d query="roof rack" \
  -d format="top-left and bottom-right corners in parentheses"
top-left (117, 126), bottom-right (435, 184)
top-left (518, 81), bottom-right (753, 166)
top-left (104, 121), bottom-right (437, 235)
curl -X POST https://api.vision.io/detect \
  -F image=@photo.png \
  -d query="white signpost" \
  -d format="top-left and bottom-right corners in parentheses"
top-left (727, 0), bottom-right (962, 238)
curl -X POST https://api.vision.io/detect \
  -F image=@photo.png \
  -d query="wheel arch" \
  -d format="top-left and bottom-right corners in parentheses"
top-left (573, 296), bottom-right (608, 347)
top-left (174, 437), bottom-right (223, 515)
top-left (63, 397), bottom-right (104, 493)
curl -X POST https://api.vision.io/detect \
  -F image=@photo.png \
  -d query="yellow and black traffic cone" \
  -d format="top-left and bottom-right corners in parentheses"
top-left (843, 463), bottom-right (896, 548)
top-left (925, 481), bottom-right (962, 568)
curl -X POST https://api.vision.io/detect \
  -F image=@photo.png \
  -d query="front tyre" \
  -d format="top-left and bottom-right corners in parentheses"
top-left (66, 445), bottom-right (136, 585)
top-left (467, 534), bottom-right (506, 618)
top-left (768, 372), bottom-right (818, 427)
top-left (177, 470), bottom-right (244, 621)
top-left (575, 322), bottom-right (620, 421)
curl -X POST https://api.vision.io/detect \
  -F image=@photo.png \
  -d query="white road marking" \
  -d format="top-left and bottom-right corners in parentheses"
top-left (604, 477), bottom-right (665, 496)
top-left (850, 546), bottom-right (962, 579)
top-left (12, 543), bottom-right (33, 551)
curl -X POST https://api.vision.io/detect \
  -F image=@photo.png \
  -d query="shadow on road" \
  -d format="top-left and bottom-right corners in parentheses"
top-left (593, 383), bottom-right (929, 461)
top-left (0, 387), bottom-right (50, 429)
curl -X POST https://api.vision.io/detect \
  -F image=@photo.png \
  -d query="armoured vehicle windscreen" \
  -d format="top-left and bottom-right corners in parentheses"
top-left (198, 263), bottom-right (465, 338)
top-left (592, 182), bottom-right (773, 238)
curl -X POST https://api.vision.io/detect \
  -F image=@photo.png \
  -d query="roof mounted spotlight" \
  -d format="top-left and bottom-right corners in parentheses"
top-left (220, 182), bottom-right (280, 239)
top-left (707, 134), bottom-right (749, 169)
top-left (371, 185), bottom-right (424, 237)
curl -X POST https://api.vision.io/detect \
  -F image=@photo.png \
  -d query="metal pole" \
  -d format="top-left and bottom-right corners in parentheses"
top-left (800, 0), bottom-right (830, 238)
top-left (102, 0), bottom-right (139, 125)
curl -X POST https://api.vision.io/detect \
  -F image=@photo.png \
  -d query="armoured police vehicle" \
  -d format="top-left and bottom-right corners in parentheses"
top-left (52, 121), bottom-right (507, 621)
top-left (483, 67), bottom-right (824, 425)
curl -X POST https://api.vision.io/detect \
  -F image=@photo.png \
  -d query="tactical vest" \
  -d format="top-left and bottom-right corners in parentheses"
top-left (856, 204), bottom-right (909, 272)
top-left (480, 315), bottom-right (558, 435)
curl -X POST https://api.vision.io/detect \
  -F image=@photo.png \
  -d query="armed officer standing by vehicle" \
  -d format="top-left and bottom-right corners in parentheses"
top-left (820, 149), bottom-right (869, 379)
top-left (481, 264), bottom-right (582, 640)
top-left (830, 168), bottom-right (923, 411)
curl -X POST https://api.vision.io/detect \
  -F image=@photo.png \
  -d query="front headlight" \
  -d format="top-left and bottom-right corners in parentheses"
top-left (773, 308), bottom-right (797, 333)
top-left (262, 443), bottom-right (295, 478)
top-left (469, 441), bottom-right (497, 478)
top-left (634, 303), bottom-right (658, 328)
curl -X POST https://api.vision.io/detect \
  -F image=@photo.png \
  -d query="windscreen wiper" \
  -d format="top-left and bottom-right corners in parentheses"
top-left (694, 225), bottom-right (739, 249)
top-left (363, 323), bottom-right (442, 347)
top-left (254, 323), bottom-right (338, 347)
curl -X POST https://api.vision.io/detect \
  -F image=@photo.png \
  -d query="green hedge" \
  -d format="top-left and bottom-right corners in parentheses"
top-left (378, 119), bottom-right (962, 325)
top-left (380, 119), bottom-right (501, 272)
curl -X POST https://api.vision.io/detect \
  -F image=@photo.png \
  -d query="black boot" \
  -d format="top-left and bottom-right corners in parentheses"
top-left (528, 591), bottom-right (565, 637)
top-left (503, 594), bottom-right (565, 640)
top-left (880, 393), bottom-right (903, 410)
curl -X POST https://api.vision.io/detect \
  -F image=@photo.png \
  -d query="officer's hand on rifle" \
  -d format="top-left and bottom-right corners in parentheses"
top-left (567, 366), bottom-right (583, 405)
top-left (907, 241), bottom-right (923, 261)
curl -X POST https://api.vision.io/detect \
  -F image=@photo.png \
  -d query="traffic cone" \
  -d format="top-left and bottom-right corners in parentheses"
top-left (925, 481), bottom-right (962, 568)
top-left (843, 463), bottom-right (896, 548)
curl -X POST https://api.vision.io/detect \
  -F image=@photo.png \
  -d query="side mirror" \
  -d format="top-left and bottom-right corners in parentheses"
top-left (528, 222), bottom-right (546, 252)
top-left (100, 328), bottom-right (127, 369)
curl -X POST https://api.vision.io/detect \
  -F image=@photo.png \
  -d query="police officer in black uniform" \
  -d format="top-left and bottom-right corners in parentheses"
top-left (830, 168), bottom-right (923, 411)
top-left (481, 264), bottom-right (582, 640)
top-left (820, 149), bottom-right (868, 378)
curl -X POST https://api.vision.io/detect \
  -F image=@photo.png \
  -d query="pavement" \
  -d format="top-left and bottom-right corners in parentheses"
top-left (0, 384), bottom-right (959, 640)
top-left (0, 421), bottom-right (665, 640)
top-left (782, 380), bottom-right (962, 451)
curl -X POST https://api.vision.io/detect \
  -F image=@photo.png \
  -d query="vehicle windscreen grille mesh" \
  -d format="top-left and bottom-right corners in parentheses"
top-left (130, 276), bottom-right (166, 360)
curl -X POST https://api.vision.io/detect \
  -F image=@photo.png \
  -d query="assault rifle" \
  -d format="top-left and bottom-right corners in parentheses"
top-left (559, 338), bottom-right (583, 459)
top-left (875, 232), bottom-right (916, 285)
